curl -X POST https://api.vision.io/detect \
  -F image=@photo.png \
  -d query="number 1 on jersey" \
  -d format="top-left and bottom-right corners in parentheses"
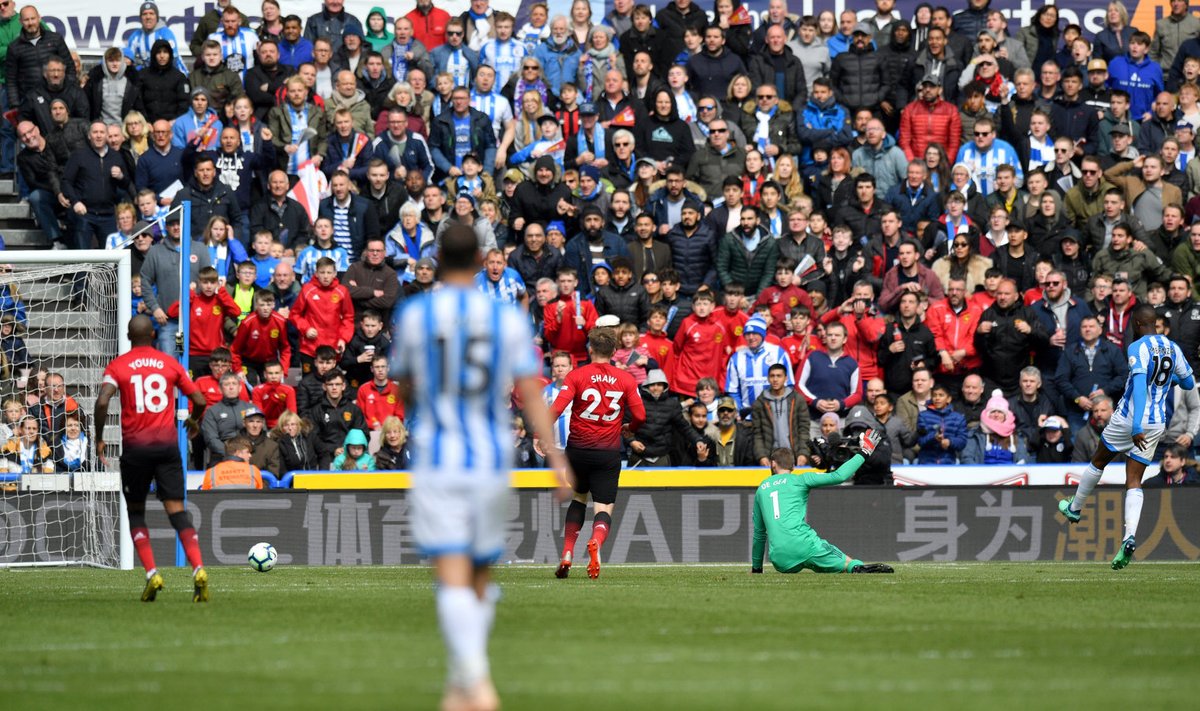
top-left (769, 489), bottom-right (781, 520)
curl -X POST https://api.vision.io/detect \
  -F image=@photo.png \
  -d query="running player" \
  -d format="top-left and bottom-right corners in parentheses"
top-left (550, 328), bottom-right (647, 580)
top-left (391, 224), bottom-right (568, 711)
top-left (1058, 304), bottom-right (1195, 569)
top-left (94, 315), bottom-right (210, 602)
top-left (752, 435), bottom-right (895, 575)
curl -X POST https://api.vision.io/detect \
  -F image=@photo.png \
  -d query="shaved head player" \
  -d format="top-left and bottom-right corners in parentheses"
top-left (95, 315), bottom-right (209, 602)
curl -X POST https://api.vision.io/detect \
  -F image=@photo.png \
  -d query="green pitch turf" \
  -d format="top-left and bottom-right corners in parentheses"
top-left (2, 563), bottom-right (1198, 710)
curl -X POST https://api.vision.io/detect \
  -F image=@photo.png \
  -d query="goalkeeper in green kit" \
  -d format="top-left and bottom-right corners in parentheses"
top-left (752, 431), bottom-right (895, 575)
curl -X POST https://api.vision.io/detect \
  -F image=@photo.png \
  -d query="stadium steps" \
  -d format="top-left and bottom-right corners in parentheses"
top-left (0, 177), bottom-right (51, 250)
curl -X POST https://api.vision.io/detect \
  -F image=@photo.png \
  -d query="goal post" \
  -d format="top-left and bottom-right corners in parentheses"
top-left (0, 250), bottom-right (133, 569)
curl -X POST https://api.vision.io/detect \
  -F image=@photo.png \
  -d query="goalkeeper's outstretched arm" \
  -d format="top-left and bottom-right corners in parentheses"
top-left (802, 453), bottom-right (866, 489)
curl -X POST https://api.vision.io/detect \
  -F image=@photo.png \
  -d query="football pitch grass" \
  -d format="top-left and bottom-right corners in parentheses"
top-left (3, 563), bottom-right (1198, 710)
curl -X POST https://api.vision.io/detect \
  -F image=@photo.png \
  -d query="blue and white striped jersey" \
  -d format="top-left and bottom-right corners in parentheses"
top-left (391, 287), bottom-right (539, 474)
top-left (475, 267), bottom-right (527, 305)
top-left (542, 381), bottom-right (571, 447)
top-left (207, 28), bottom-right (259, 79)
top-left (954, 139), bottom-right (1023, 196)
top-left (1116, 335), bottom-right (1193, 428)
top-left (725, 343), bottom-right (794, 412)
top-left (295, 245), bottom-right (350, 282)
top-left (124, 26), bottom-right (188, 73)
top-left (479, 38), bottom-right (526, 89)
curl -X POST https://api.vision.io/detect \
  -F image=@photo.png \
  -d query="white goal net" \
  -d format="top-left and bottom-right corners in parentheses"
top-left (0, 251), bottom-right (132, 569)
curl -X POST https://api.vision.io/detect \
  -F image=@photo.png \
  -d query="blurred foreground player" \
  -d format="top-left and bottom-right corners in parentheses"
top-left (391, 224), bottom-right (569, 711)
top-left (1058, 305), bottom-right (1194, 570)
top-left (94, 315), bottom-right (210, 602)
top-left (752, 434), bottom-right (895, 575)
top-left (551, 328), bottom-right (647, 579)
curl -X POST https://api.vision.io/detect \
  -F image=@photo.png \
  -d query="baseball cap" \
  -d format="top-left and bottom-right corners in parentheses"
top-left (1042, 416), bottom-right (1068, 430)
top-left (717, 396), bottom-right (737, 412)
top-left (1109, 123), bottom-right (1132, 136)
top-left (579, 102), bottom-right (598, 115)
top-left (852, 22), bottom-right (872, 36)
top-left (644, 369), bottom-right (669, 387)
top-left (1176, 121), bottom-right (1195, 132)
top-left (1087, 58), bottom-right (1108, 72)
top-left (503, 168), bottom-right (525, 183)
top-left (242, 407), bottom-right (265, 420)
top-left (595, 314), bottom-right (620, 328)
top-left (537, 113), bottom-right (560, 127)
top-left (918, 73), bottom-right (939, 87)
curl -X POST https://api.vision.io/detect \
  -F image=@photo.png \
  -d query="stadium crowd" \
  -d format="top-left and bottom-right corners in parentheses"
top-left (6, 0), bottom-right (1200, 486)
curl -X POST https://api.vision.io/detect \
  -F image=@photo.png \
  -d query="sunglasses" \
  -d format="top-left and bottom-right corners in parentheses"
top-left (1082, 169), bottom-right (1100, 175)
top-left (974, 131), bottom-right (992, 137)
top-left (446, 30), bottom-right (463, 36)
top-left (522, 65), bottom-right (538, 70)
top-left (710, 127), bottom-right (728, 133)
top-left (1044, 280), bottom-right (1062, 286)
top-left (643, 277), bottom-right (659, 284)
top-left (757, 94), bottom-right (776, 99)
top-left (698, 104), bottom-right (716, 111)
top-left (1054, 148), bottom-right (1070, 153)
top-left (953, 242), bottom-right (969, 248)
top-left (614, 141), bottom-right (632, 147)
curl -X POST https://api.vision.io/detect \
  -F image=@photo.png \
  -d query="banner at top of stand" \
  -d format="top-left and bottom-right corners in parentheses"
top-left (38, 1), bottom-right (1185, 54)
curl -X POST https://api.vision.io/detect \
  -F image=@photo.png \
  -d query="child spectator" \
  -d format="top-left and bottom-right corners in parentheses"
top-left (135, 189), bottom-right (167, 237)
top-left (231, 291), bottom-right (291, 383)
top-left (193, 348), bottom-right (251, 407)
top-left (297, 345), bottom-right (339, 411)
top-left (340, 310), bottom-right (390, 389)
top-left (1, 415), bottom-right (54, 474)
top-left (753, 258), bottom-right (814, 337)
top-left (0, 314), bottom-right (29, 376)
top-left (271, 410), bottom-right (318, 474)
top-left (227, 261), bottom-right (259, 328)
top-left (296, 218), bottom-right (351, 283)
top-left (781, 305), bottom-right (821, 372)
top-left (0, 399), bottom-right (25, 443)
top-left (306, 369), bottom-right (367, 469)
top-left (374, 416), bottom-right (410, 470)
top-left (715, 283), bottom-right (749, 354)
top-left (612, 322), bottom-right (653, 385)
top-left (130, 275), bottom-right (149, 318)
top-left (543, 267), bottom-right (599, 365)
top-left (167, 266), bottom-right (242, 378)
top-left (248, 230), bottom-right (281, 288)
top-left (961, 389), bottom-right (1031, 464)
top-left (331, 429), bottom-right (375, 471)
top-left (204, 216), bottom-right (247, 285)
top-left (200, 437), bottom-right (265, 490)
top-left (916, 383), bottom-right (968, 464)
top-left (512, 415), bottom-right (540, 468)
top-left (638, 305), bottom-right (675, 382)
top-left (1035, 416), bottom-right (1073, 463)
top-left (542, 351), bottom-right (573, 448)
top-left (671, 291), bottom-right (726, 397)
top-left (250, 361), bottom-right (296, 429)
top-left (59, 413), bottom-right (89, 473)
top-left (356, 354), bottom-right (405, 432)
top-left (290, 257), bottom-right (355, 373)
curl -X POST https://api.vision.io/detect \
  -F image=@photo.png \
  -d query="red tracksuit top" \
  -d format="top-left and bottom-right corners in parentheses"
top-left (290, 278), bottom-right (355, 357)
top-left (671, 312), bottom-right (727, 395)
top-left (252, 382), bottom-right (297, 428)
top-left (231, 311), bottom-right (292, 367)
top-left (168, 288), bottom-right (241, 358)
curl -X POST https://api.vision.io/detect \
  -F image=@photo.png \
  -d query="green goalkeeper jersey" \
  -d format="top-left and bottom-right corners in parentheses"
top-left (751, 454), bottom-right (865, 571)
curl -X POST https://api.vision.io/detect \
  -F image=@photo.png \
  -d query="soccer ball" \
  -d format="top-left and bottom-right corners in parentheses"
top-left (247, 542), bottom-right (278, 572)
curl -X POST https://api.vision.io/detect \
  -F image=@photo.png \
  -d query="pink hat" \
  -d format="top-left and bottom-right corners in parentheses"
top-left (979, 389), bottom-right (1015, 438)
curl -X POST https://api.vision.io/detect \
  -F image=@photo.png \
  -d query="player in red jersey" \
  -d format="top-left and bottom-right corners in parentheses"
top-left (94, 316), bottom-right (211, 603)
top-left (550, 328), bottom-right (646, 579)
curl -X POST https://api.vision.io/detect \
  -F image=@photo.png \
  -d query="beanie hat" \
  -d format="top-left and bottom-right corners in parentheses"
top-left (979, 389), bottom-right (1015, 438)
top-left (743, 315), bottom-right (767, 338)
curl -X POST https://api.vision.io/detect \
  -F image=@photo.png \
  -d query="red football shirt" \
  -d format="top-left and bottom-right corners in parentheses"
top-left (102, 346), bottom-right (199, 448)
top-left (551, 362), bottom-right (646, 450)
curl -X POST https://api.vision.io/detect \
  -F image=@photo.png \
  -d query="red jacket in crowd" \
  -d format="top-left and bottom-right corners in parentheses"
top-left (252, 382), bottom-right (297, 428)
top-left (231, 311), bottom-right (292, 368)
top-left (671, 312), bottom-right (727, 395)
top-left (543, 295), bottom-right (599, 364)
top-left (754, 285), bottom-right (813, 337)
top-left (925, 299), bottom-right (984, 376)
top-left (357, 380), bottom-right (405, 430)
top-left (639, 331), bottom-right (675, 381)
top-left (168, 288), bottom-right (241, 361)
top-left (290, 277), bottom-right (355, 357)
top-left (194, 375), bottom-right (251, 407)
top-left (781, 331), bottom-right (823, 371)
top-left (898, 97), bottom-right (961, 161)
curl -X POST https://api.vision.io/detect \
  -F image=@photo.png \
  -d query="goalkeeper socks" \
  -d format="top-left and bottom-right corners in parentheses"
top-left (1070, 465), bottom-right (1104, 513)
top-left (437, 585), bottom-right (489, 688)
top-left (168, 511), bottom-right (204, 571)
top-left (591, 511), bottom-right (612, 549)
top-left (1124, 488), bottom-right (1144, 541)
top-left (562, 500), bottom-right (586, 559)
top-left (130, 526), bottom-right (157, 576)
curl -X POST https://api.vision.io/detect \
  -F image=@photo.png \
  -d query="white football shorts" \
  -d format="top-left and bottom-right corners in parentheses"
top-left (410, 472), bottom-right (512, 563)
top-left (1100, 411), bottom-right (1164, 465)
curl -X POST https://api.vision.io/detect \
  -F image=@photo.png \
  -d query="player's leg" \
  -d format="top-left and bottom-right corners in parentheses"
top-left (121, 454), bottom-right (163, 601)
top-left (585, 451), bottom-right (622, 580)
top-left (1060, 424), bottom-right (1124, 522)
top-left (155, 446), bottom-right (207, 600)
top-left (802, 537), bottom-right (894, 574)
top-left (414, 480), bottom-right (492, 710)
top-left (463, 478), bottom-right (509, 711)
top-left (557, 447), bottom-right (591, 578)
top-left (1112, 431), bottom-right (1159, 569)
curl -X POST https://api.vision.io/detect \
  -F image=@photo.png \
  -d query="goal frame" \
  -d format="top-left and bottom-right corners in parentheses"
top-left (1, 250), bottom-right (133, 569)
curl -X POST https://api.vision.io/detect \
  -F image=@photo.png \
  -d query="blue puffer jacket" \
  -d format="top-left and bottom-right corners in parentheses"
top-left (796, 97), bottom-right (850, 165)
top-left (534, 37), bottom-right (582, 95)
top-left (884, 180), bottom-right (941, 235)
top-left (916, 404), bottom-right (968, 465)
top-left (664, 220), bottom-right (719, 297)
